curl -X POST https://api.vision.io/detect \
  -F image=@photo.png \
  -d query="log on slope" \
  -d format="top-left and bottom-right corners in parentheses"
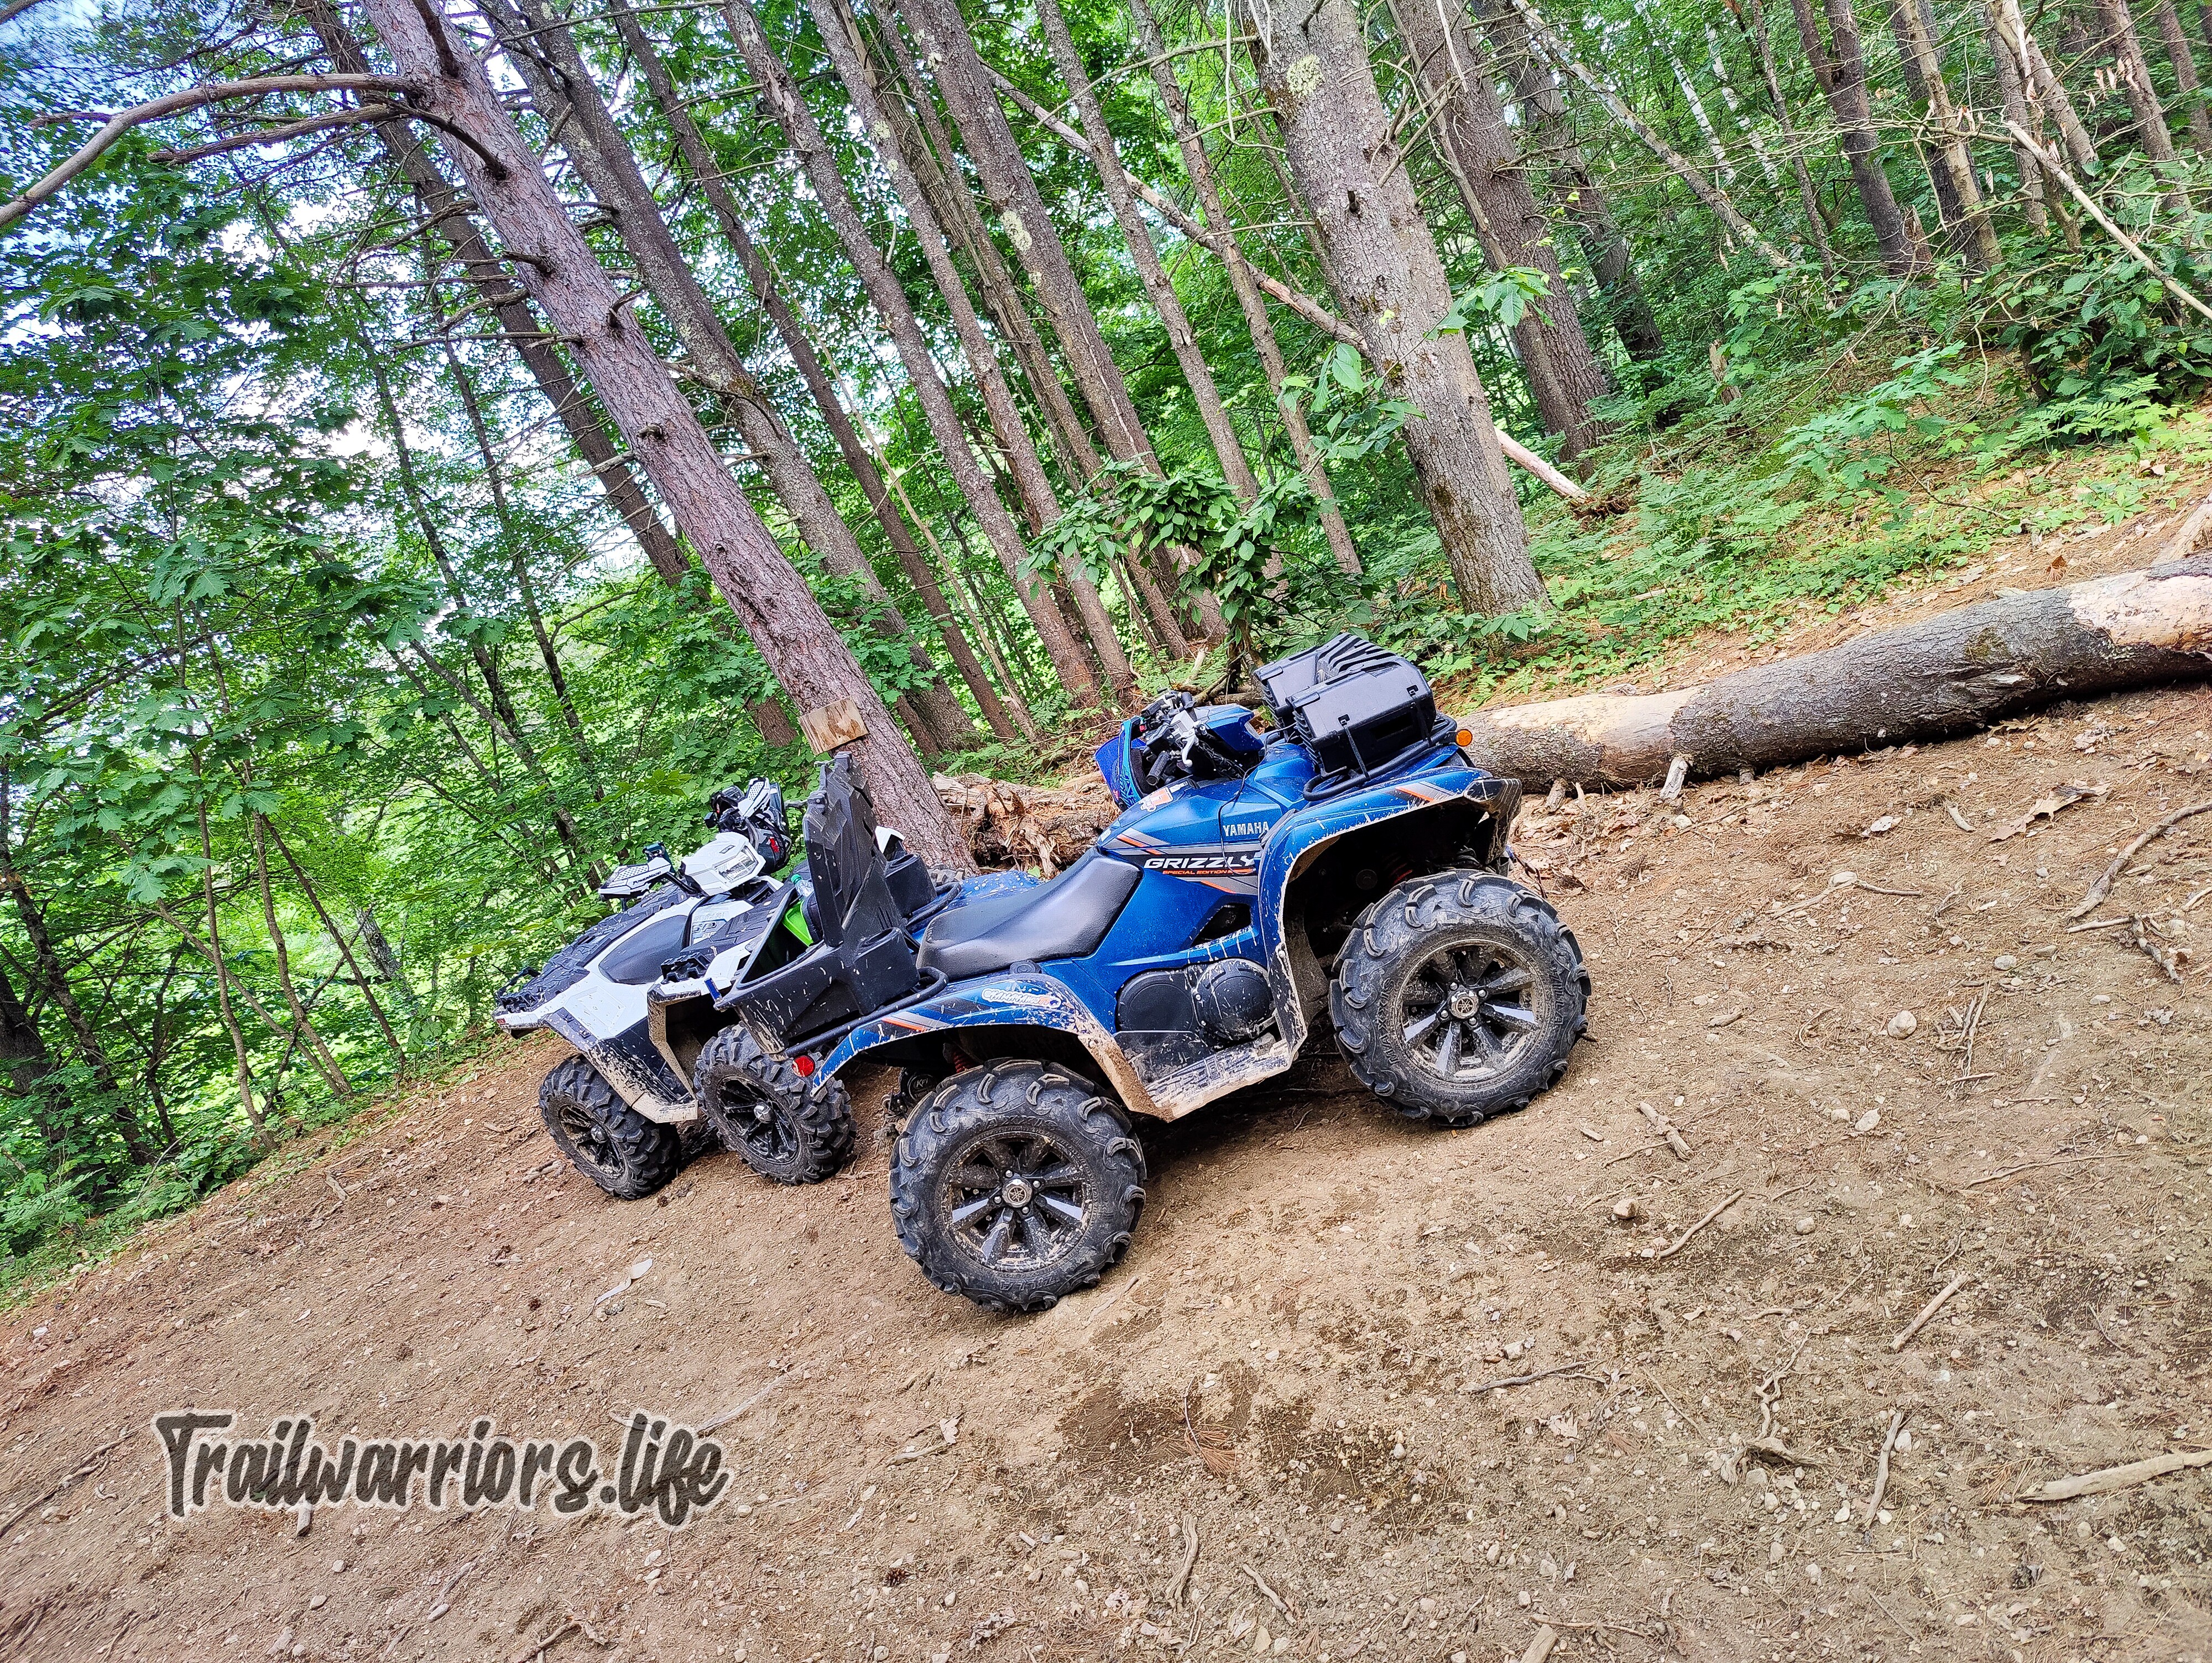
top-left (1458, 557), bottom-right (2212, 788)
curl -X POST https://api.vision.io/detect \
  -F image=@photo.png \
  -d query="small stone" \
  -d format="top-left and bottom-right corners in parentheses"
top-left (1794, 1216), bottom-right (1817, 1235)
top-left (1895, 1430), bottom-right (1913, 1453)
top-left (1253, 1624), bottom-right (1272, 1654)
top-left (1770, 1538), bottom-right (1785, 1565)
top-left (307, 1596), bottom-right (327, 1611)
top-left (1807, 1563), bottom-right (1822, 1584)
top-left (331, 1561), bottom-right (346, 1575)
top-left (1885, 1010), bottom-right (1917, 1038)
top-left (1993, 954), bottom-right (2018, 971)
top-left (1612, 1197), bottom-right (1642, 1223)
top-left (1854, 1109), bottom-right (1881, 1133)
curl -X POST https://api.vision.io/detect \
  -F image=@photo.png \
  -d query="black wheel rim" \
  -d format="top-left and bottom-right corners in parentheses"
top-left (937, 1129), bottom-right (1088, 1272)
top-left (715, 1075), bottom-right (796, 1168)
top-left (559, 1100), bottom-right (622, 1175)
top-left (1397, 939), bottom-right (1541, 1084)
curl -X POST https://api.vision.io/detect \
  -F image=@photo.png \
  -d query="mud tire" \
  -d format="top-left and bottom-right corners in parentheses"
top-left (693, 1025), bottom-right (852, 1184)
top-left (540, 1056), bottom-right (682, 1199)
top-left (890, 1062), bottom-right (1145, 1312)
top-left (1329, 870), bottom-right (1588, 1128)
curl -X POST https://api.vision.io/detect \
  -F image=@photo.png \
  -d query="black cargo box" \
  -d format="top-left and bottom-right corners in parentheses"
top-left (1256, 634), bottom-right (1438, 781)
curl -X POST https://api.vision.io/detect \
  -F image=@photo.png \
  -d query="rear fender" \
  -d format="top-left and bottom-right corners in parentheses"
top-left (1256, 770), bottom-right (1522, 1054)
top-left (819, 972), bottom-right (1157, 1117)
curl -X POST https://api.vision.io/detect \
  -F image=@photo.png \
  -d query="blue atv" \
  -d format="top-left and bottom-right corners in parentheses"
top-left (699, 635), bottom-right (1590, 1311)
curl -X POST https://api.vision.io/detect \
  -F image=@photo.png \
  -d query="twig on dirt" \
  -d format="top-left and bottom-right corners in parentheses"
top-left (699, 1377), bottom-right (782, 1434)
top-left (506, 1618), bottom-right (578, 1662)
top-left (2185, 883), bottom-right (2212, 912)
top-left (1165, 1515), bottom-right (1200, 1609)
top-left (1961, 1152), bottom-right (2131, 1189)
top-left (326, 1173), bottom-right (346, 1205)
top-left (2087, 1305), bottom-right (2126, 1350)
top-left (0, 1427), bottom-right (129, 1544)
top-left (1652, 1189), bottom-right (1743, 1260)
top-left (2021, 1449), bottom-right (2212, 1502)
top-left (1797, 1007), bottom-right (1832, 1046)
top-left (1861, 1584), bottom-right (1917, 1639)
top-left (1944, 801), bottom-right (1976, 832)
top-left (2130, 914), bottom-right (2188, 983)
top-left (1890, 1273), bottom-right (1969, 1352)
top-left (2066, 916), bottom-right (2132, 932)
top-left (1240, 1563), bottom-right (1298, 1619)
top-left (1637, 1101), bottom-right (1692, 1160)
top-left (2068, 799), bottom-right (2212, 919)
top-left (1084, 1273), bottom-right (1142, 1324)
top-left (1461, 1360), bottom-right (1594, 1394)
top-left (1947, 991), bottom-right (1987, 1085)
top-left (1851, 879), bottom-right (1924, 897)
top-left (1861, 1409), bottom-right (1910, 1531)
top-left (1930, 882), bottom-right (1964, 918)
top-left (1774, 875), bottom-right (1855, 917)
top-left (1639, 1368), bottom-right (1709, 1438)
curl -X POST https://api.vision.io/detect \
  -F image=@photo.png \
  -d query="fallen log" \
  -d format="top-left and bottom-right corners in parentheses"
top-left (1457, 557), bottom-right (2212, 787)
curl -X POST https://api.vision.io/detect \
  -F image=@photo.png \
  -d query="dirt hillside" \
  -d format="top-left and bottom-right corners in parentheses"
top-left (2, 564), bottom-right (2209, 1663)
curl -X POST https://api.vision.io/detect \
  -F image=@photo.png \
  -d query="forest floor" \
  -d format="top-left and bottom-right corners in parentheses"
top-left (2, 517), bottom-right (2210, 1663)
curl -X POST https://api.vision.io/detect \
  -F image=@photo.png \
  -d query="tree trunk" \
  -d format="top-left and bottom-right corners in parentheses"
top-left (358, 0), bottom-right (972, 869)
top-left (2096, 0), bottom-right (2179, 160)
top-left (263, 820), bottom-right (405, 1062)
top-left (1458, 558), bottom-right (2212, 785)
top-left (870, 8), bottom-right (1105, 488)
top-left (1248, 0), bottom-right (1540, 614)
top-left (1887, 0), bottom-right (2002, 268)
top-left (1392, 0), bottom-right (1611, 462)
top-left (1984, 1), bottom-right (2053, 233)
top-left (1127, 0), bottom-right (1363, 576)
top-left (0, 961), bottom-right (53, 1099)
top-left (1034, 0), bottom-right (1260, 504)
top-left (482, 0), bottom-right (976, 764)
top-left (1505, 0), bottom-right (1792, 270)
top-left (1884, 0), bottom-right (1975, 255)
top-left (194, 803), bottom-right (271, 1144)
top-left (763, 0), bottom-right (1122, 708)
top-left (1630, 0), bottom-right (1734, 177)
top-left (1472, 0), bottom-right (1665, 360)
top-left (898, 0), bottom-right (1226, 639)
top-left (2151, 0), bottom-right (2212, 150)
top-left (298, 0), bottom-right (688, 587)
top-left (609, 0), bottom-right (1005, 747)
top-left (1997, 0), bottom-right (2103, 170)
top-left (1787, 0), bottom-right (1930, 274)
top-left (1740, 0), bottom-right (1839, 274)
top-left (248, 813), bottom-right (351, 1100)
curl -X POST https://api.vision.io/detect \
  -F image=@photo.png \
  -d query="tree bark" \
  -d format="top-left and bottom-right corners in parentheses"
top-left (1505, 0), bottom-right (1792, 270)
top-left (357, 0), bottom-right (972, 869)
top-left (2151, 0), bottom-right (2212, 151)
top-left (1127, 0), bottom-right (1363, 575)
top-left (482, 0), bottom-right (975, 763)
top-left (1787, 0), bottom-right (1929, 274)
top-left (1248, 0), bottom-right (1540, 615)
top-left (0, 961), bottom-right (52, 1099)
top-left (1392, 0), bottom-right (1611, 461)
top-left (607, 1), bottom-right (1006, 746)
top-left (1471, 0), bottom-right (1665, 360)
top-left (898, 0), bottom-right (1225, 639)
top-left (769, 0), bottom-right (1123, 708)
top-left (1890, 0), bottom-right (2002, 267)
top-left (1996, 0), bottom-right (2103, 170)
top-left (1740, 0), bottom-right (1838, 275)
top-left (1884, 0), bottom-right (1976, 257)
top-left (1458, 559), bottom-right (2212, 785)
top-left (298, 0), bottom-right (688, 587)
top-left (1983, 1), bottom-right (2052, 233)
top-left (1033, 0), bottom-right (1260, 504)
top-left (2096, 0), bottom-right (2179, 161)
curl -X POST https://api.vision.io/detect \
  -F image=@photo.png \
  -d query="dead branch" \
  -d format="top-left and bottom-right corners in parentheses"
top-left (1860, 1409), bottom-right (1908, 1529)
top-left (1651, 1189), bottom-right (1744, 1259)
top-left (2068, 798), bottom-right (2212, 918)
top-left (2023, 1448), bottom-right (2212, 1502)
top-left (150, 106), bottom-right (398, 164)
top-left (2, 76), bottom-right (419, 231)
top-left (1889, 1272), bottom-right (1969, 1351)
top-left (0, 1428), bottom-right (130, 1543)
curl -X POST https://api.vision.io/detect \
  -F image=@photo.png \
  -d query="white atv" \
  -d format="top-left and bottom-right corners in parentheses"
top-left (494, 781), bottom-right (792, 1198)
top-left (495, 781), bottom-right (945, 1198)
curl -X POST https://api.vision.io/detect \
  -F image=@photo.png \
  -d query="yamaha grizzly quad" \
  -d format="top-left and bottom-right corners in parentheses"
top-left (493, 781), bottom-right (956, 1196)
top-left (706, 635), bottom-right (1590, 1311)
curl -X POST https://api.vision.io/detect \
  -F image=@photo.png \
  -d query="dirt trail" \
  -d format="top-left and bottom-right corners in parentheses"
top-left (3, 584), bottom-right (2211, 1663)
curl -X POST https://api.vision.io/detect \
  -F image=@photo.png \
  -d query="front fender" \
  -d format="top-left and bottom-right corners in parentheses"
top-left (818, 971), bottom-right (1158, 1117)
top-left (1255, 768), bottom-right (1521, 1055)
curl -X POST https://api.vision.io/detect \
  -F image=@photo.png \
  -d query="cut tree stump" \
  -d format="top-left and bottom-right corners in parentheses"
top-left (1457, 557), bottom-right (2212, 787)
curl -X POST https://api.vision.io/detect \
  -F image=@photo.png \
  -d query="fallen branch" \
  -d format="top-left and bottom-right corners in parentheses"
top-left (1889, 1273), bottom-right (1969, 1352)
top-left (2067, 798), bottom-right (2212, 919)
top-left (1460, 1359), bottom-right (1594, 1394)
top-left (0, 1428), bottom-right (129, 1543)
top-left (2022, 1448), bottom-right (2212, 1502)
top-left (1960, 1152), bottom-right (2131, 1189)
top-left (1652, 1189), bottom-right (1744, 1260)
top-left (1165, 1515), bottom-right (1201, 1609)
top-left (504, 1618), bottom-right (578, 1663)
top-left (2006, 124), bottom-right (2212, 323)
top-left (1240, 1563), bottom-right (1298, 1620)
top-left (1458, 559), bottom-right (2212, 787)
top-left (1637, 1101), bottom-right (1692, 1160)
top-left (1861, 1409), bottom-right (1909, 1530)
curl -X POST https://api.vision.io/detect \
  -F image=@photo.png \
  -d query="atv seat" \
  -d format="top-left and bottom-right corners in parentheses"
top-left (917, 850), bottom-right (1140, 982)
